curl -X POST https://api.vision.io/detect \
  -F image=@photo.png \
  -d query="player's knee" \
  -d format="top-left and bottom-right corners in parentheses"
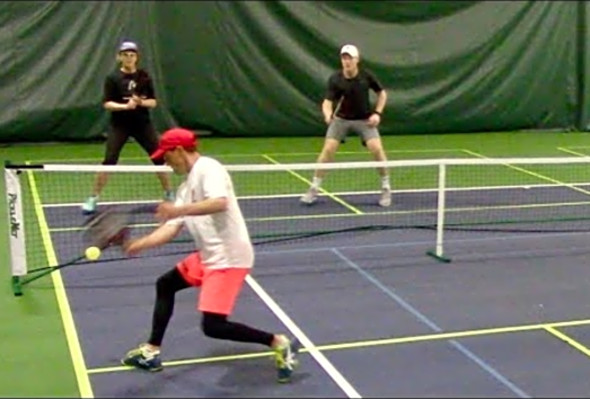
top-left (321, 140), bottom-right (339, 156)
top-left (365, 138), bottom-right (381, 151)
top-left (326, 137), bottom-right (340, 148)
top-left (326, 144), bottom-right (339, 154)
top-left (156, 273), bottom-right (174, 295)
top-left (201, 312), bottom-right (228, 339)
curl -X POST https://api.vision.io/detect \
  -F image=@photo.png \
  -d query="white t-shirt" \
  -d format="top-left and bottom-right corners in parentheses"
top-left (167, 156), bottom-right (254, 269)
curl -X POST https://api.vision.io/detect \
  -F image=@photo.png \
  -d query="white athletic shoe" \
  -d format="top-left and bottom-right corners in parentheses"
top-left (378, 188), bottom-right (391, 207)
top-left (81, 196), bottom-right (98, 215)
top-left (300, 187), bottom-right (318, 205)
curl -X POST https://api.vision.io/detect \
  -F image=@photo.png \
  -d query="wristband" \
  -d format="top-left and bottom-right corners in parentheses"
top-left (373, 111), bottom-right (382, 116)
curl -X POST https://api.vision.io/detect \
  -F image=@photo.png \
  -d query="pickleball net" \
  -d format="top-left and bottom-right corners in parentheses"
top-left (6, 156), bottom-right (590, 296)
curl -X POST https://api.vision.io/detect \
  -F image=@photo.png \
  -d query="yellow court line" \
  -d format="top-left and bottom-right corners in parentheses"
top-left (261, 154), bottom-right (363, 214)
top-left (559, 146), bottom-right (590, 150)
top-left (557, 147), bottom-right (589, 157)
top-left (50, 222), bottom-right (156, 233)
top-left (48, 199), bottom-right (590, 234)
top-left (544, 326), bottom-right (590, 358)
top-left (461, 149), bottom-right (590, 196)
top-left (88, 351), bottom-right (274, 374)
top-left (87, 317), bottom-right (590, 375)
top-left (26, 166), bottom-right (94, 397)
top-left (27, 148), bottom-right (466, 164)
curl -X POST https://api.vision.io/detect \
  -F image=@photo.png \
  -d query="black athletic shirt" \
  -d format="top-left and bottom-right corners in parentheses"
top-left (325, 69), bottom-right (384, 120)
top-left (103, 69), bottom-right (155, 128)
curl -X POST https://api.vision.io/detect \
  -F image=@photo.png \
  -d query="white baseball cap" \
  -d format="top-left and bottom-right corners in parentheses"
top-left (340, 44), bottom-right (359, 58)
top-left (119, 41), bottom-right (139, 53)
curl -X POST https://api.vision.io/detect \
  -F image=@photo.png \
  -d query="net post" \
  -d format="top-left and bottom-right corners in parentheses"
top-left (427, 162), bottom-right (451, 263)
top-left (4, 166), bottom-right (28, 296)
top-left (11, 276), bottom-right (23, 296)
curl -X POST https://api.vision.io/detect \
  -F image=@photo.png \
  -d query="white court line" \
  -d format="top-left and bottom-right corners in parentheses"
top-left (41, 182), bottom-right (590, 209)
top-left (246, 275), bottom-right (362, 398)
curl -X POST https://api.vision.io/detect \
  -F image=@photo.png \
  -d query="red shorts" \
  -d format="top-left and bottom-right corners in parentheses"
top-left (176, 252), bottom-right (250, 315)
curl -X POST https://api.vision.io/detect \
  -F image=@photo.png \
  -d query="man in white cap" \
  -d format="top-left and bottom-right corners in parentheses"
top-left (301, 44), bottom-right (391, 207)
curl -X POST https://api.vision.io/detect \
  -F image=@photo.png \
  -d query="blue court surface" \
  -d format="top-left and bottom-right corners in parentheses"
top-left (40, 189), bottom-right (590, 397)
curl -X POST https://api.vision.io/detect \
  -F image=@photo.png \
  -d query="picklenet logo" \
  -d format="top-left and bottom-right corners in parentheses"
top-left (8, 193), bottom-right (20, 238)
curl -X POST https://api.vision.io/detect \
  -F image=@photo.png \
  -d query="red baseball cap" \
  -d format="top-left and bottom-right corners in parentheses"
top-left (150, 128), bottom-right (198, 160)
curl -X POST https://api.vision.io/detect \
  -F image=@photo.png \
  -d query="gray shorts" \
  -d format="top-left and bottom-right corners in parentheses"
top-left (326, 117), bottom-right (380, 142)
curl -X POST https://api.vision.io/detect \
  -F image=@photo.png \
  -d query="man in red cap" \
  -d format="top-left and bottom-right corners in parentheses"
top-left (120, 128), bottom-right (299, 383)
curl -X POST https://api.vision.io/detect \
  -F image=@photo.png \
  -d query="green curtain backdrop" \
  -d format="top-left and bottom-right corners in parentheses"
top-left (0, 1), bottom-right (586, 142)
top-left (0, 1), bottom-right (174, 141)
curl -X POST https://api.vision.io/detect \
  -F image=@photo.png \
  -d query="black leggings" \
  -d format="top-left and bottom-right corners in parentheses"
top-left (103, 124), bottom-right (164, 166)
top-left (147, 267), bottom-right (275, 347)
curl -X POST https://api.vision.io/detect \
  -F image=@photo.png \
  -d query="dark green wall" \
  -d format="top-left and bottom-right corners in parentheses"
top-left (0, 1), bottom-right (586, 141)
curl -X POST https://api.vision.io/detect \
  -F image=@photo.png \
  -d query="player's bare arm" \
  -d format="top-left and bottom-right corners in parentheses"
top-left (124, 223), bottom-right (182, 255)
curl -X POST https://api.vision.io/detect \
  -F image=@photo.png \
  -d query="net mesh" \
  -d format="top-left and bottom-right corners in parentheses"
top-left (7, 156), bottom-right (590, 294)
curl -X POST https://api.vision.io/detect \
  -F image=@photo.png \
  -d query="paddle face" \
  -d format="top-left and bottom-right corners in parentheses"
top-left (83, 208), bottom-right (131, 249)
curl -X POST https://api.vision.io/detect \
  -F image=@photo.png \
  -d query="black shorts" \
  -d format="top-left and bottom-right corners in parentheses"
top-left (103, 124), bottom-right (164, 165)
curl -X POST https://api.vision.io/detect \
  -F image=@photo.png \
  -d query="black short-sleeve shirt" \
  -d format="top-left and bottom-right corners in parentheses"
top-left (103, 68), bottom-right (155, 127)
top-left (325, 69), bottom-right (384, 120)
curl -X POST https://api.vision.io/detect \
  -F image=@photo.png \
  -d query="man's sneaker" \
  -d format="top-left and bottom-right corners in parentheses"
top-left (163, 190), bottom-right (175, 202)
top-left (274, 335), bottom-right (300, 383)
top-left (121, 344), bottom-right (163, 372)
top-left (300, 187), bottom-right (318, 205)
top-left (81, 196), bottom-right (98, 215)
top-left (378, 187), bottom-right (391, 207)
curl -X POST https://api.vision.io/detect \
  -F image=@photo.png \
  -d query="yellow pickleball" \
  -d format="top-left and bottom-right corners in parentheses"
top-left (85, 246), bottom-right (101, 261)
